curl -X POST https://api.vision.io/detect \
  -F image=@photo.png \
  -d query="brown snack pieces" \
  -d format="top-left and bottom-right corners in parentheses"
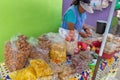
top-left (29, 36), bottom-right (50, 62)
top-left (4, 35), bottom-right (31, 72)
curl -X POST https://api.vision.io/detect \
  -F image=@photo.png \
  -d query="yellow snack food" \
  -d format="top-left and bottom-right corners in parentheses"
top-left (30, 59), bottom-right (53, 78)
top-left (9, 71), bottom-right (17, 80)
top-left (9, 66), bottom-right (36, 80)
top-left (37, 76), bottom-right (52, 80)
top-left (50, 43), bottom-right (66, 64)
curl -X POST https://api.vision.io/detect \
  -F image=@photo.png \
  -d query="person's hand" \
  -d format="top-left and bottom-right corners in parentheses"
top-left (79, 31), bottom-right (90, 38)
top-left (65, 30), bottom-right (75, 41)
top-left (83, 24), bottom-right (92, 36)
top-left (84, 28), bottom-right (91, 36)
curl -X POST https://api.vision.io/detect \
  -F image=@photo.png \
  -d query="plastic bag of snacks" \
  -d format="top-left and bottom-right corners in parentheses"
top-left (90, 0), bottom-right (102, 11)
top-left (9, 59), bottom-right (53, 80)
top-left (104, 42), bottom-right (117, 53)
top-left (4, 35), bottom-right (31, 72)
top-left (102, 0), bottom-right (109, 8)
top-left (9, 66), bottom-right (36, 80)
top-left (38, 74), bottom-right (60, 80)
top-left (44, 33), bottom-right (67, 64)
top-left (106, 34), bottom-right (114, 42)
top-left (59, 28), bottom-right (78, 55)
top-left (52, 74), bottom-right (60, 80)
top-left (38, 35), bottom-right (51, 54)
top-left (30, 59), bottom-right (53, 78)
top-left (65, 41), bottom-right (78, 55)
top-left (58, 64), bottom-right (75, 80)
top-left (37, 76), bottom-right (52, 80)
top-left (49, 62), bottom-right (63, 73)
top-left (28, 37), bottom-right (50, 62)
top-left (70, 53), bottom-right (92, 74)
top-left (44, 32), bottom-right (63, 43)
top-left (50, 43), bottom-right (66, 64)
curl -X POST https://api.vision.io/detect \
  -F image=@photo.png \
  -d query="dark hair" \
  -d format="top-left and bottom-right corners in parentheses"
top-left (71, 0), bottom-right (90, 6)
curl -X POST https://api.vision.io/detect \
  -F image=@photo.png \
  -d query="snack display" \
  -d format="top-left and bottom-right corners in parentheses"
top-left (4, 35), bottom-right (31, 72)
top-left (1, 32), bottom-right (120, 80)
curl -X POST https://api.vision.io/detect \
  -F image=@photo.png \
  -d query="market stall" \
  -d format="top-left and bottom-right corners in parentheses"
top-left (0, 0), bottom-right (120, 80)
top-left (0, 31), bottom-right (120, 80)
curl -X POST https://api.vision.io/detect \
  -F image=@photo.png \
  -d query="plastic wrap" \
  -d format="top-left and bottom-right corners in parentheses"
top-left (65, 41), bottom-right (78, 55)
top-left (58, 64), bottom-right (75, 80)
top-left (45, 32), bottom-right (77, 55)
top-left (38, 35), bottom-right (51, 54)
top-left (9, 66), bottom-right (36, 80)
top-left (44, 32), bottom-right (64, 43)
top-left (102, 0), bottom-right (109, 8)
top-left (30, 59), bottom-right (53, 78)
top-left (49, 62), bottom-right (63, 73)
top-left (38, 74), bottom-right (60, 80)
top-left (37, 76), bottom-right (52, 80)
top-left (113, 37), bottom-right (120, 44)
top-left (28, 37), bottom-right (50, 62)
top-left (106, 34), bottom-right (114, 42)
top-left (52, 74), bottom-right (60, 80)
top-left (90, 0), bottom-right (102, 11)
top-left (4, 35), bottom-right (31, 72)
top-left (50, 43), bottom-right (66, 64)
top-left (44, 33), bottom-right (67, 64)
top-left (71, 52), bottom-right (92, 74)
top-left (104, 42), bottom-right (117, 53)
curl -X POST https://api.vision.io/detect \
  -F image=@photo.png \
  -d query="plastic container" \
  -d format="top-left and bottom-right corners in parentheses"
top-left (96, 20), bottom-right (107, 34)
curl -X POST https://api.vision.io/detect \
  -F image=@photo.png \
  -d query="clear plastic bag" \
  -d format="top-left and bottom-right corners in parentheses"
top-left (90, 0), bottom-right (102, 11)
top-left (4, 35), bottom-right (31, 72)
top-left (50, 43), bottom-right (66, 64)
top-left (70, 53), bottom-right (92, 74)
top-left (9, 66), bottom-right (37, 80)
top-left (104, 42), bottom-right (117, 53)
top-left (59, 28), bottom-right (79, 55)
top-left (102, 0), bottom-right (109, 8)
top-left (52, 74), bottom-right (60, 80)
top-left (37, 74), bottom-right (60, 80)
top-left (65, 41), bottom-right (78, 55)
top-left (28, 37), bottom-right (50, 62)
top-left (44, 32), bottom-right (65, 43)
top-left (49, 62), bottom-right (63, 74)
top-left (37, 76), bottom-right (52, 80)
top-left (58, 64), bottom-right (75, 80)
top-left (44, 32), bottom-right (67, 64)
top-left (30, 59), bottom-right (53, 78)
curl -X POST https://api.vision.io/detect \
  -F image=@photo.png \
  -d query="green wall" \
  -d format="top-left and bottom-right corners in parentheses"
top-left (0, 0), bottom-right (62, 62)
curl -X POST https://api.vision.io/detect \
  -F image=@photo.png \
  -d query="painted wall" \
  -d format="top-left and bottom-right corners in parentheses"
top-left (62, 0), bottom-right (111, 27)
top-left (0, 0), bottom-right (62, 61)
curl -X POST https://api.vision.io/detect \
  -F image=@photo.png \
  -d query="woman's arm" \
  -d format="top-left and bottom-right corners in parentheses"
top-left (83, 24), bottom-right (91, 35)
top-left (65, 22), bottom-right (75, 41)
top-left (68, 22), bottom-right (75, 30)
top-left (79, 31), bottom-right (89, 38)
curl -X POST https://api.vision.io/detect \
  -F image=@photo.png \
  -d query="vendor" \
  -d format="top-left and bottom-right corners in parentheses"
top-left (59, 0), bottom-right (94, 41)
